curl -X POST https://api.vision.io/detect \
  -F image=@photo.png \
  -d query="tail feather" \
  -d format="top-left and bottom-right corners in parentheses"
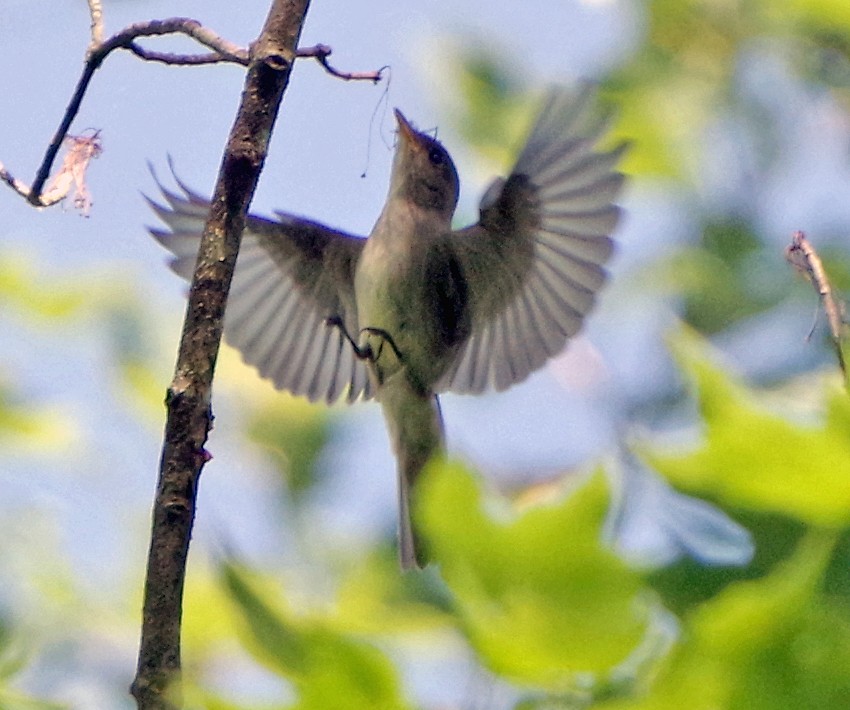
top-left (379, 375), bottom-right (444, 570)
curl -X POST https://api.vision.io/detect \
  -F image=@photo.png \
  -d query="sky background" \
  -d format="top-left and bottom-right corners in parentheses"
top-left (1, 0), bottom-right (641, 571)
top-left (1, 4), bottom-right (643, 706)
top-left (2, 1), bottom-right (849, 708)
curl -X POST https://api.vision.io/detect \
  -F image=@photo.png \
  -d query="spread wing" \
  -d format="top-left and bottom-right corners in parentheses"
top-left (147, 174), bottom-right (373, 403)
top-left (437, 84), bottom-right (625, 394)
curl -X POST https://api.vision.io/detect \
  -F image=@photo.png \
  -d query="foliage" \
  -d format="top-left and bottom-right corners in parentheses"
top-left (190, 327), bottom-right (850, 708)
top-left (4, 0), bottom-right (850, 708)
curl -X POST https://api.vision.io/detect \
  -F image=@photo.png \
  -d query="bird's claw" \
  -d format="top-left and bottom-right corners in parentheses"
top-left (360, 326), bottom-right (404, 362)
top-left (325, 315), bottom-right (373, 361)
top-left (324, 316), bottom-right (404, 364)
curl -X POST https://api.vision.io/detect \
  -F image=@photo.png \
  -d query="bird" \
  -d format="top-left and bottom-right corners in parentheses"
top-left (148, 84), bottom-right (626, 570)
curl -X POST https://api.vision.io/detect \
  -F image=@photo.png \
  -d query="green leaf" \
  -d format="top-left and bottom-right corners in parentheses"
top-left (0, 624), bottom-right (66, 710)
top-left (596, 531), bottom-right (850, 710)
top-left (246, 397), bottom-right (331, 497)
top-left (784, 0), bottom-right (850, 32)
top-left (416, 462), bottom-right (650, 687)
top-left (0, 253), bottom-right (86, 320)
top-left (0, 381), bottom-right (64, 445)
top-left (333, 549), bottom-right (454, 635)
top-left (0, 688), bottom-right (67, 710)
top-left (445, 43), bottom-right (528, 165)
top-left (645, 329), bottom-right (850, 525)
top-left (221, 563), bottom-right (410, 710)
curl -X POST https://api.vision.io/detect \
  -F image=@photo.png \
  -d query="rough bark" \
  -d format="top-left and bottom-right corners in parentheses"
top-left (130, 2), bottom-right (311, 708)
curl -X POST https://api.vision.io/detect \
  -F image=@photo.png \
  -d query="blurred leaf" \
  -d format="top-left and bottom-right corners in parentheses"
top-left (0, 253), bottom-right (86, 321)
top-left (0, 379), bottom-right (73, 449)
top-left (645, 328), bottom-right (850, 525)
top-left (183, 680), bottom-right (289, 710)
top-left (246, 396), bottom-right (332, 497)
top-left (102, 297), bottom-right (171, 417)
top-left (607, 0), bottom-right (746, 179)
top-left (417, 462), bottom-right (651, 687)
top-left (596, 531), bottom-right (850, 710)
top-left (784, 0), bottom-right (850, 32)
top-left (645, 220), bottom-right (784, 334)
top-left (0, 625), bottom-right (27, 683)
top-left (0, 623), bottom-right (66, 710)
top-left (649, 511), bottom-right (807, 615)
top-left (334, 549), bottom-right (454, 635)
top-left (181, 565), bottom-right (241, 658)
top-left (0, 689), bottom-right (66, 710)
top-left (221, 563), bottom-right (410, 710)
top-left (443, 41), bottom-right (528, 164)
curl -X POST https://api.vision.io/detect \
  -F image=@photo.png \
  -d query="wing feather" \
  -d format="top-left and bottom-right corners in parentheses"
top-left (439, 84), bottom-right (624, 394)
top-left (147, 173), bottom-right (372, 403)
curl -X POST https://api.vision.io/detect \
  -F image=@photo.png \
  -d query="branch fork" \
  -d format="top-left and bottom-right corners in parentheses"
top-left (3, 2), bottom-right (384, 213)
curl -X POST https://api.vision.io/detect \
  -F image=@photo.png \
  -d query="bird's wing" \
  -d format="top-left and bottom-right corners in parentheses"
top-left (148, 175), bottom-right (373, 403)
top-left (437, 84), bottom-right (625, 394)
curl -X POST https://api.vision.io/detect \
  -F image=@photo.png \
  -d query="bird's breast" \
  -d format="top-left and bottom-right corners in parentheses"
top-left (355, 218), bottom-right (470, 391)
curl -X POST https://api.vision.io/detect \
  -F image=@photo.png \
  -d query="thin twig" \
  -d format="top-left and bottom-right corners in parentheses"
top-left (126, 42), bottom-right (246, 66)
top-left (92, 18), bottom-right (249, 65)
top-left (87, 0), bottom-right (105, 51)
top-left (17, 17), bottom-right (248, 207)
top-left (296, 43), bottom-right (386, 82)
top-left (0, 161), bottom-right (34, 199)
top-left (29, 63), bottom-right (98, 204)
top-left (785, 230), bottom-right (849, 385)
top-left (4, 14), bottom-right (383, 211)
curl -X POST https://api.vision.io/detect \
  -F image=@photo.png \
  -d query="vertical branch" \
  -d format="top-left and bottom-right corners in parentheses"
top-left (786, 231), bottom-right (849, 392)
top-left (87, 0), bottom-right (105, 49)
top-left (130, 1), bottom-right (311, 708)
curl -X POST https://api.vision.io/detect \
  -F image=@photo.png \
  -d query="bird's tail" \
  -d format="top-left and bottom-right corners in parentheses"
top-left (378, 375), bottom-right (444, 570)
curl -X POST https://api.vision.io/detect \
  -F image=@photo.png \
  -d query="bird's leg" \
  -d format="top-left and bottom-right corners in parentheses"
top-left (325, 315), bottom-right (405, 364)
top-left (326, 317), bottom-right (406, 392)
top-left (360, 326), bottom-right (404, 363)
top-left (325, 315), bottom-right (374, 361)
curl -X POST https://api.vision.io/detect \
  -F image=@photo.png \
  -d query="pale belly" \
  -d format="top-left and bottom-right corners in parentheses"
top-left (354, 236), bottom-right (470, 392)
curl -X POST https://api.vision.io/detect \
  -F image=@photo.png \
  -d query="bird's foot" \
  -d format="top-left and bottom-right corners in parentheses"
top-left (360, 326), bottom-right (404, 363)
top-left (325, 315), bottom-right (374, 361)
top-left (325, 316), bottom-right (404, 376)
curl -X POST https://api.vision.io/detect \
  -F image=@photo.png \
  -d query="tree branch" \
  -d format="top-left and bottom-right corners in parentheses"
top-left (5, 10), bottom-right (382, 210)
top-left (297, 43), bottom-right (386, 83)
top-left (126, 42), bottom-right (245, 66)
top-left (785, 230), bottom-right (849, 389)
top-left (93, 18), bottom-right (249, 65)
top-left (129, 2), bottom-right (311, 708)
top-left (87, 0), bottom-right (104, 50)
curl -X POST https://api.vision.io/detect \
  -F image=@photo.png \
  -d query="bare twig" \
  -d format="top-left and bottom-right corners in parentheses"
top-left (3, 14), bottom-right (382, 211)
top-left (87, 0), bottom-right (105, 51)
top-left (785, 230), bottom-right (849, 385)
top-left (10, 17), bottom-right (248, 208)
top-left (28, 62), bottom-right (99, 204)
top-left (0, 161), bottom-right (34, 199)
top-left (130, 1), bottom-right (311, 708)
top-left (297, 43), bottom-right (386, 82)
top-left (126, 42), bottom-right (246, 66)
top-left (92, 18), bottom-right (249, 65)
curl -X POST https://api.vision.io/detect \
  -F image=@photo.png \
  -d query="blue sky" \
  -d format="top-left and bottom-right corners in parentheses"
top-left (2, 1), bottom-right (842, 706)
top-left (1, 3), bottom-right (645, 705)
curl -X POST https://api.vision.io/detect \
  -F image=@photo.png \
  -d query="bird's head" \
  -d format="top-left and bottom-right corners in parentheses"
top-left (390, 109), bottom-right (459, 218)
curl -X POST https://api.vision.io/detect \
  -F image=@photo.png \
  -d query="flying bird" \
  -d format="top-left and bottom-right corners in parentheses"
top-left (148, 85), bottom-right (625, 570)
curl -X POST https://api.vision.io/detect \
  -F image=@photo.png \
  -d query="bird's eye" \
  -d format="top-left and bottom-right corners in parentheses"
top-left (428, 147), bottom-right (445, 166)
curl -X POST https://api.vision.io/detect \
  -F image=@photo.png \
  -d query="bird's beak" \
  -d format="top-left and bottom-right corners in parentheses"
top-left (394, 109), bottom-right (421, 150)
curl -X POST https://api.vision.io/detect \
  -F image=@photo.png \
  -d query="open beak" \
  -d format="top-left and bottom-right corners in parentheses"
top-left (394, 109), bottom-right (420, 149)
